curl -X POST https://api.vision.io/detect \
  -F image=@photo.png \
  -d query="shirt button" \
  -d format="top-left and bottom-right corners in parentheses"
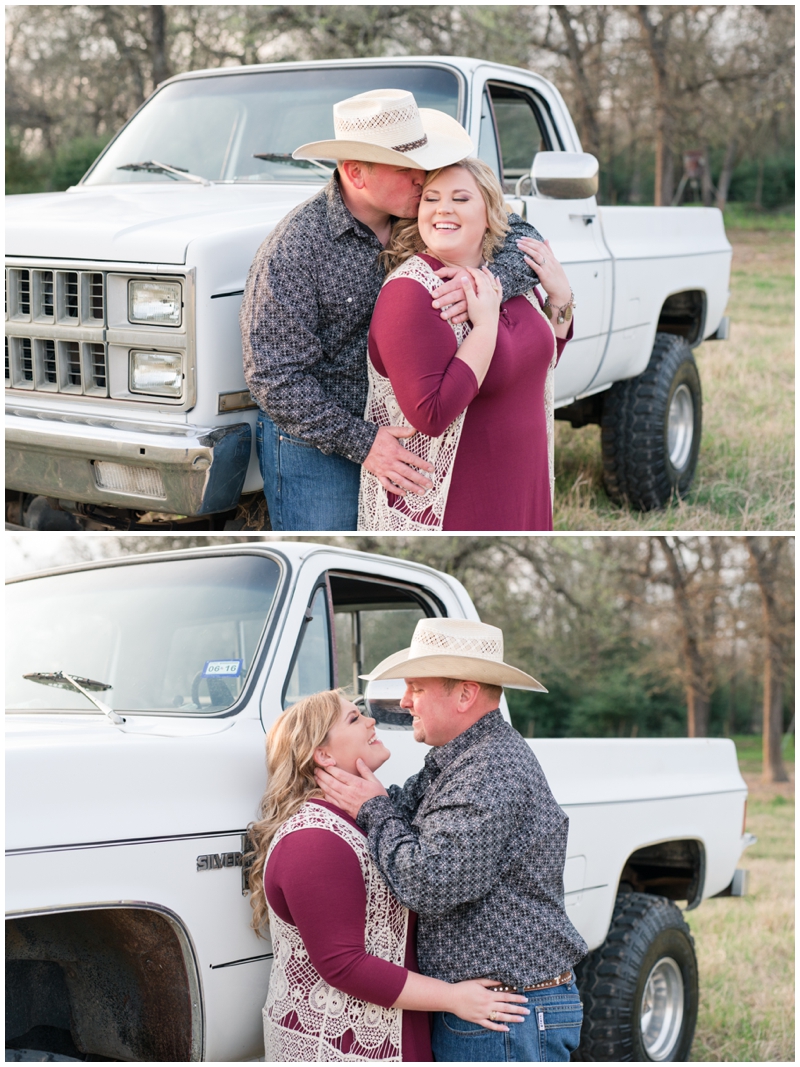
top-left (347, 297), bottom-right (353, 303)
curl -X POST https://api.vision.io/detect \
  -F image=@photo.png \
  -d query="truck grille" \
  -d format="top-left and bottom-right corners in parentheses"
top-left (6, 268), bottom-right (105, 324)
top-left (6, 336), bottom-right (109, 395)
top-left (6, 266), bottom-right (109, 396)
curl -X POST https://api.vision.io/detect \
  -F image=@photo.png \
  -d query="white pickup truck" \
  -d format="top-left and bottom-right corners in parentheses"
top-left (5, 56), bottom-right (732, 531)
top-left (6, 542), bottom-right (752, 1062)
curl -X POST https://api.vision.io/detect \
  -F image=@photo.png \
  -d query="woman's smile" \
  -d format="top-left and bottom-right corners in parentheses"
top-left (418, 166), bottom-right (489, 268)
top-left (315, 697), bottom-right (390, 775)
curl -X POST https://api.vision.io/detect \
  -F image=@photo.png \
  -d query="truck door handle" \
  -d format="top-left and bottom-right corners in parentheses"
top-left (569, 214), bottom-right (596, 225)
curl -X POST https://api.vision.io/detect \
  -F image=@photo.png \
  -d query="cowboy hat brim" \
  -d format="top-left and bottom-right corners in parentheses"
top-left (293, 108), bottom-right (474, 171)
top-left (361, 647), bottom-right (547, 692)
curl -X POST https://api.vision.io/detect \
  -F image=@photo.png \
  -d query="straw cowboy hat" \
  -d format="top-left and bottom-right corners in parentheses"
top-left (362, 618), bottom-right (547, 692)
top-left (293, 88), bottom-right (474, 170)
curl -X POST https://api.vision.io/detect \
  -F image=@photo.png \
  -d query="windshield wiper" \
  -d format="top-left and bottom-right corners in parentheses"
top-left (23, 671), bottom-right (125, 725)
top-left (253, 153), bottom-right (334, 178)
top-left (117, 160), bottom-right (210, 186)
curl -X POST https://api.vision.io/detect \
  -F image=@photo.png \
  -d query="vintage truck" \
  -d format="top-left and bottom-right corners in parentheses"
top-left (5, 55), bottom-right (732, 531)
top-left (6, 541), bottom-right (753, 1062)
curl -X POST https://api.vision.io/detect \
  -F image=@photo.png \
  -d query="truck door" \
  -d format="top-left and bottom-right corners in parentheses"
top-left (270, 567), bottom-right (450, 789)
top-left (475, 77), bottom-right (612, 403)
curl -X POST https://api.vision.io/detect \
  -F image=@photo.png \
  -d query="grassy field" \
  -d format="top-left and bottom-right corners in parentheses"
top-left (552, 209), bottom-right (795, 530)
top-left (687, 736), bottom-right (794, 1061)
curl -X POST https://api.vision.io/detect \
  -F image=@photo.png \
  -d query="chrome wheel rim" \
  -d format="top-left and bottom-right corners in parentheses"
top-left (640, 956), bottom-right (684, 1060)
top-left (667, 384), bottom-right (694, 470)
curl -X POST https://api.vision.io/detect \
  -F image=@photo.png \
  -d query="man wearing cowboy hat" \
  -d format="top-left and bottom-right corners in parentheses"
top-left (317, 617), bottom-right (587, 1061)
top-left (240, 89), bottom-right (544, 530)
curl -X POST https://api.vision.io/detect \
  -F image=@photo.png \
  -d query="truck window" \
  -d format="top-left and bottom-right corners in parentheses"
top-left (487, 84), bottom-right (552, 193)
top-left (328, 573), bottom-right (440, 697)
top-left (283, 585), bottom-right (333, 708)
top-left (6, 555), bottom-right (281, 715)
top-left (84, 66), bottom-right (461, 187)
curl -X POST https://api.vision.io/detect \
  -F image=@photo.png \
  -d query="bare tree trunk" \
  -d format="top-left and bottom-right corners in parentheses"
top-left (762, 639), bottom-right (787, 781)
top-left (656, 537), bottom-right (711, 737)
top-left (701, 144), bottom-right (714, 206)
top-left (687, 686), bottom-right (711, 738)
top-left (746, 538), bottom-right (790, 782)
top-left (716, 137), bottom-right (739, 211)
top-left (554, 6), bottom-right (601, 157)
top-left (151, 6), bottom-right (170, 89)
top-left (636, 6), bottom-right (673, 207)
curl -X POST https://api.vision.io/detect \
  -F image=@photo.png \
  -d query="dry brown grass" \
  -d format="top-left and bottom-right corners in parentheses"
top-left (687, 765), bottom-right (795, 1061)
top-left (553, 228), bottom-right (794, 530)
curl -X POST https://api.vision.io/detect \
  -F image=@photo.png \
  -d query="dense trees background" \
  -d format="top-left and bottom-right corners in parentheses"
top-left (9, 534), bottom-right (794, 780)
top-left (5, 4), bottom-right (795, 207)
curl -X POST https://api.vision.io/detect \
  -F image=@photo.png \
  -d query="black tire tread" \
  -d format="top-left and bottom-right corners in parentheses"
top-left (601, 333), bottom-right (702, 511)
top-left (573, 892), bottom-right (697, 1062)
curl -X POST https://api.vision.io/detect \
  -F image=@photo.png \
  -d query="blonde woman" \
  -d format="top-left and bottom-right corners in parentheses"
top-left (247, 690), bottom-right (529, 1062)
top-left (358, 157), bottom-right (574, 532)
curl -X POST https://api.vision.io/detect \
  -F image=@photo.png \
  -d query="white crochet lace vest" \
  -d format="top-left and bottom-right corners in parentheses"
top-left (358, 255), bottom-right (557, 532)
top-left (262, 803), bottom-right (409, 1062)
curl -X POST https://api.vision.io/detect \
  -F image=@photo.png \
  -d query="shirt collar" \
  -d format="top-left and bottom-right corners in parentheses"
top-left (325, 172), bottom-right (382, 243)
top-left (426, 708), bottom-right (505, 773)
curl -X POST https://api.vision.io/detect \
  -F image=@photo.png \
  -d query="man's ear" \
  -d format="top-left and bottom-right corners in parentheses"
top-left (340, 160), bottom-right (368, 190)
top-left (313, 747), bottom-right (336, 768)
top-left (456, 681), bottom-right (482, 713)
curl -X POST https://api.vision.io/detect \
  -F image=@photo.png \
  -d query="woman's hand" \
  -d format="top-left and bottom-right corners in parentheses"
top-left (516, 237), bottom-right (571, 306)
top-left (448, 977), bottom-right (530, 1033)
top-left (461, 265), bottom-right (503, 331)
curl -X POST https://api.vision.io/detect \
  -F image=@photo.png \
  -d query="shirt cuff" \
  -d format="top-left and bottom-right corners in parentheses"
top-left (357, 794), bottom-right (396, 831)
top-left (339, 417), bottom-right (379, 465)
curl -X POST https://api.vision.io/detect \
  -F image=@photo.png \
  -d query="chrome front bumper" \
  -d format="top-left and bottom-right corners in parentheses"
top-left (6, 406), bottom-right (251, 516)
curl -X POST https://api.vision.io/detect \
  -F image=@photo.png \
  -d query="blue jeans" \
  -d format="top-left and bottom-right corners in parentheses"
top-left (256, 411), bottom-right (361, 531)
top-left (432, 980), bottom-right (583, 1062)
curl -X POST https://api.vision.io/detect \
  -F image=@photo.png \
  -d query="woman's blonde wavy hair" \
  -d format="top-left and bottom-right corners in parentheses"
top-left (246, 689), bottom-right (345, 935)
top-left (380, 156), bottom-right (511, 275)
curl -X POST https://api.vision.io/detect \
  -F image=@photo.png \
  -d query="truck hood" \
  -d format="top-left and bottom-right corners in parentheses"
top-left (5, 712), bottom-right (266, 851)
top-left (5, 182), bottom-right (320, 264)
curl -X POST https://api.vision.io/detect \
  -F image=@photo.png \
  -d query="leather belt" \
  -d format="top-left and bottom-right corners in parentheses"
top-left (491, 969), bottom-right (572, 993)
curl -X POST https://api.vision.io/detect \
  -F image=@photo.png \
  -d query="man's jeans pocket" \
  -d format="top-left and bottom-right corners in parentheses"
top-left (532, 984), bottom-right (583, 1061)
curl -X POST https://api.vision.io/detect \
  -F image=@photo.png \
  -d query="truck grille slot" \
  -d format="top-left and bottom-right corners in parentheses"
top-left (87, 342), bottom-right (107, 390)
top-left (35, 270), bottom-right (55, 319)
top-left (5, 338), bottom-right (9, 382)
top-left (20, 338), bottom-right (33, 382)
top-left (42, 339), bottom-right (58, 384)
top-left (66, 341), bottom-right (82, 387)
top-left (18, 270), bottom-right (31, 315)
top-left (88, 273), bottom-right (104, 320)
top-left (61, 272), bottom-right (80, 321)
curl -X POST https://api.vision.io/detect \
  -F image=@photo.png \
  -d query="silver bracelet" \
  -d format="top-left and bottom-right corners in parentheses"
top-left (543, 289), bottom-right (575, 325)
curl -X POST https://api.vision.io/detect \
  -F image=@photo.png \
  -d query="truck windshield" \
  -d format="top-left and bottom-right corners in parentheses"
top-left (6, 554), bottom-right (281, 715)
top-left (84, 65), bottom-right (461, 186)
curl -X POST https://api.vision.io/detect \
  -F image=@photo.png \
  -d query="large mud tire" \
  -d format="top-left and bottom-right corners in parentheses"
top-left (601, 334), bottom-right (702, 510)
top-left (573, 892), bottom-right (698, 1062)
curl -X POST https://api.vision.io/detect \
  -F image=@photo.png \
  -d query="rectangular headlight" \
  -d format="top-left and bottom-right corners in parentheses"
top-left (130, 351), bottom-right (183, 397)
top-left (128, 280), bottom-right (182, 326)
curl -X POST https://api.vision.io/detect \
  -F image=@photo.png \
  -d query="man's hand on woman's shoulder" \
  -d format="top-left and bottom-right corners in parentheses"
top-left (315, 760), bottom-right (389, 819)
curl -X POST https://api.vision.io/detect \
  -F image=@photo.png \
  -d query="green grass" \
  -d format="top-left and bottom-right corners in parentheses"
top-left (687, 741), bottom-right (794, 1061)
top-left (552, 226), bottom-right (794, 530)
top-left (731, 733), bottom-right (795, 775)
top-left (722, 204), bottom-right (795, 232)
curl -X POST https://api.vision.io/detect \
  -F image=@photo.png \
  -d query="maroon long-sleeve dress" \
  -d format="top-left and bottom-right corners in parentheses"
top-left (368, 253), bottom-right (572, 531)
top-left (264, 799), bottom-right (433, 1061)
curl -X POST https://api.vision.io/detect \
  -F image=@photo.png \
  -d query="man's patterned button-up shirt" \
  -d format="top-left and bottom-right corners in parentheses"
top-left (240, 175), bottom-right (543, 465)
top-left (357, 708), bottom-right (588, 985)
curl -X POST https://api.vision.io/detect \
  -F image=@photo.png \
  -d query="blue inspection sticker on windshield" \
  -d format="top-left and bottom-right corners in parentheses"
top-left (203, 660), bottom-right (243, 678)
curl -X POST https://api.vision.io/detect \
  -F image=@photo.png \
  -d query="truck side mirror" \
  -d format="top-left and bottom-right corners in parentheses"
top-left (531, 151), bottom-right (599, 200)
top-left (361, 679), bottom-right (413, 730)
